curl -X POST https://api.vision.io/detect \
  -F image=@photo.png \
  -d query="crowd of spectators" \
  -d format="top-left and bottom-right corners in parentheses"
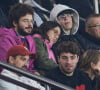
top-left (0, 0), bottom-right (100, 90)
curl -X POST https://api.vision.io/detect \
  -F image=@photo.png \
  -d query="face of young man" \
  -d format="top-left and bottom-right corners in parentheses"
top-left (9, 55), bottom-right (30, 70)
top-left (47, 26), bottom-right (61, 44)
top-left (14, 14), bottom-right (34, 36)
top-left (86, 17), bottom-right (100, 39)
top-left (58, 52), bottom-right (79, 76)
top-left (57, 13), bottom-right (73, 31)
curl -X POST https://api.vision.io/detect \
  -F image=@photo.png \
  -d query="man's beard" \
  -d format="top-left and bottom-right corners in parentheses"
top-left (59, 64), bottom-right (74, 75)
top-left (17, 25), bottom-right (34, 36)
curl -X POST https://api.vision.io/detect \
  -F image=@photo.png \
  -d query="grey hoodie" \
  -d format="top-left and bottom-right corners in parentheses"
top-left (50, 4), bottom-right (79, 35)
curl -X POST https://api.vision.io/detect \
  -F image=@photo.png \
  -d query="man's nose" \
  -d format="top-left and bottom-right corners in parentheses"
top-left (55, 35), bottom-right (59, 40)
top-left (24, 62), bottom-right (29, 67)
top-left (28, 21), bottom-right (33, 26)
top-left (67, 58), bottom-right (72, 64)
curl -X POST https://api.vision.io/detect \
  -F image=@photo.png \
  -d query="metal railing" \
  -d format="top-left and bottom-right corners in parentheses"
top-left (0, 61), bottom-right (74, 90)
top-left (0, 74), bottom-right (39, 90)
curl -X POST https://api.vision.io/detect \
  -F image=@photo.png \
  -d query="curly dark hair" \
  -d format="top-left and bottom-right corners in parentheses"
top-left (9, 3), bottom-right (34, 27)
top-left (57, 41), bottom-right (80, 56)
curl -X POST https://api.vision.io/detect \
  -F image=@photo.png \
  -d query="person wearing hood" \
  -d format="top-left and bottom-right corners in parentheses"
top-left (50, 4), bottom-right (82, 58)
top-left (50, 4), bottom-right (79, 36)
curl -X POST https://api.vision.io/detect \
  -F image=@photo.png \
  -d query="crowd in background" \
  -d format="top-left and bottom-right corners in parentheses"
top-left (0, 0), bottom-right (100, 90)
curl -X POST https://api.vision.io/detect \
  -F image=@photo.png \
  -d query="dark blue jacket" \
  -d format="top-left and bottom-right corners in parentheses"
top-left (76, 32), bottom-right (100, 51)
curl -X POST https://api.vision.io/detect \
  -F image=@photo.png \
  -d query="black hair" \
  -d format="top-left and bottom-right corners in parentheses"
top-left (57, 41), bottom-right (80, 56)
top-left (37, 21), bottom-right (62, 40)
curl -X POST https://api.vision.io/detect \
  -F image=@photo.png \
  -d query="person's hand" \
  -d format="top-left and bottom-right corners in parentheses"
top-left (34, 71), bottom-right (40, 76)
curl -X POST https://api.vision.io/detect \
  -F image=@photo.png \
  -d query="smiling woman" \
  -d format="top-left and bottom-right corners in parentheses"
top-left (33, 21), bottom-right (62, 76)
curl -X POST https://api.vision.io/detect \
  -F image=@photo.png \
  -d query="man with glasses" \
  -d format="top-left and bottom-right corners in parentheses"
top-left (50, 4), bottom-right (79, 36)
top-left (46, 41), bottom-right (93, 90)
top-left (0, 3), bottom-right (38, 74)
top-left (76, 14), bottom-right (100, 51)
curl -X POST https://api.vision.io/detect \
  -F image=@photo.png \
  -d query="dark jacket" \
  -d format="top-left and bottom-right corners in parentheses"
top-left (46, 67), bottom-right (93, 90)
top-left (76, 32), bottom-right (100, 51)
top-left (52, 34), bottom-right (83, 61)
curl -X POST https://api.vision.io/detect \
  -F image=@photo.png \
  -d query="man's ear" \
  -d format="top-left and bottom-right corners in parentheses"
top-left (57, 56), bottom-right (60, 64)
top-left (77, 56), bottom-right (79, 63)
top-left (13, 21), bottom-right (17, 27)
top-left (90, 62), bottom-right (95, 69)
top-left (85, 26), bottom-right (89, 33)
top-left (9, 56), bottom-right (14, 64)
top-left (77, 56), bottom-right (79, 60)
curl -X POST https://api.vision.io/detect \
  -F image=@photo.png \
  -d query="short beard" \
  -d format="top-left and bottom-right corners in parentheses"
top-left (17, 25), bottom-right (34, 36)
top-left (59, 65), bottom-right (73, 75)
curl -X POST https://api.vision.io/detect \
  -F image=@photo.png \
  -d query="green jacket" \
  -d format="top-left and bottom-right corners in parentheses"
top-left (34, 37), bottom-right (58, 75)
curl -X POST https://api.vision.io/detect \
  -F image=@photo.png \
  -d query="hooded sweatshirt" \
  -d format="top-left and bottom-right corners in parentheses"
top-left (50, 4), bottom-right (79, 35)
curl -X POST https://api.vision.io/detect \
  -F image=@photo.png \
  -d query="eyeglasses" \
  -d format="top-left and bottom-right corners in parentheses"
top-left (88, 23), bottom-right (100, 28)
top-left (22, 19), bottom-right (34, 24)
top-left (58, 14), bottom-right (73, 19)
